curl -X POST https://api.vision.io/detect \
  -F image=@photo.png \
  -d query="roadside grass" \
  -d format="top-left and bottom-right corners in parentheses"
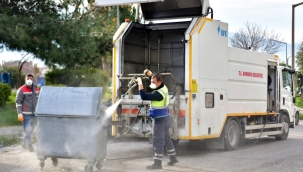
top-left (300, 113), bottom-right (303, 120)
top-left (0, 91), bottom-right (21, 127)
top-left (0, 104), bottom-right (21, 127)
top-left (0, 135), bottom-right (22, 147)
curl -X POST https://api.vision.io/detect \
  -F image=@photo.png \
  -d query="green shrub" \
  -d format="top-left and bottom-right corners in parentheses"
top-left (45, 68), bottom-right (110, 91)
top-left (0, 83), bottom-right (12, 106)
top-left (295, 96), bottom-right (303, 108)
top-left (7, 91), bottom-right (16, 105)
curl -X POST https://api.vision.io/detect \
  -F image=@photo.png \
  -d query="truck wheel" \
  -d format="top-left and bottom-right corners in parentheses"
top-left (295, 112), bottom-right (299, 125)
top-left (224, 119), bottom-right (240, 151)
top-left (275, 115), bottom-right (289, 140)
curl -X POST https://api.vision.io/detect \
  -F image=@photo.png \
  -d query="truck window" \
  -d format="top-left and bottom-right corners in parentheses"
top-left (282, 71), bottom-right (293, 94)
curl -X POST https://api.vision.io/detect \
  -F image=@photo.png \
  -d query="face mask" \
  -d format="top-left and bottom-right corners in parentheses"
top-left (26, 79), bottom-right (33, 86)
top-left (149, 83), bottom-right (157, 89)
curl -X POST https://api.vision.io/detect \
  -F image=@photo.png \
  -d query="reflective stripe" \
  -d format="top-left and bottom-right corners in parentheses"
top-left (154, 114), bottom-right (169, 118)
top-left (23, 112), bottom-right (34, 114)
top-left (16, 104), bottom-right (22, 107)
top-left (155, 154), bottom-right (163, 156)
top-left (167, 152), bottom-right (176, 156)
top-left (23, 92), bottom-right (33, 95)
top-left (167, 149), bottom-right (175, 152)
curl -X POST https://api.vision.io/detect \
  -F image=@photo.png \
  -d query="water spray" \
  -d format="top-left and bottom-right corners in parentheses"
top-left (104, 75), bottom-right (146, 138)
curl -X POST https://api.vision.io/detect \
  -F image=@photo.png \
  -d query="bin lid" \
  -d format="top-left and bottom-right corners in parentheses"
top-left (35, 86), bottom-right (103, 117)
top-left (94, 0), bottom-right (204, 20)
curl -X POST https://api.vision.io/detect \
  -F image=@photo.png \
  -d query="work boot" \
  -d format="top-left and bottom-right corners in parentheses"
top-left (27, 144), bottom-right (35, 152)
top-left (167, 155), bottom-right (178, 166)
top-left (146, 159), bottom-right (162, 169)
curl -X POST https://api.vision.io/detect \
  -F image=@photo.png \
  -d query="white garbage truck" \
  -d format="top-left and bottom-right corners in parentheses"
top-left (95, 0), bottom-right (301, 150)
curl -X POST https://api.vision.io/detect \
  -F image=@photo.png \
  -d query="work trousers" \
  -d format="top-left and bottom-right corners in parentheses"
top-left (22, 115), bottom-right (36, 146)
top-left (152, 115), bottom-right (176, 161)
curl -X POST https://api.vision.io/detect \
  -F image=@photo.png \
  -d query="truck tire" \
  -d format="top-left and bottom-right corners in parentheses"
top-left (275, 115), bottom-right (289, 140)
top-left (224, 119), bottom-right (240, 151)
top-left (295, 112), bottom-right (299, 125)
top-left (290, 112), bottom-right (300, 128)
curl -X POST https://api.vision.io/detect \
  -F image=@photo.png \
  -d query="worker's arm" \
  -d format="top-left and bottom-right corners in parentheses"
top-left (15, 88), bottom-right (24, 115)
top-left (136, 77), bottom-right (163, 101)
top-left (139, 89), bottom-right (163, 101)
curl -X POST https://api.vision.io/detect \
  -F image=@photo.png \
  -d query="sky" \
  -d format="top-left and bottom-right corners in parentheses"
top-left (210, 0), bottom-right (303, 65)
top-left (1, 0), bottom-right (303, 67)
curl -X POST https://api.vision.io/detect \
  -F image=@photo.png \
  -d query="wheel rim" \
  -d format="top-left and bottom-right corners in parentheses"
top-left (282, 121), bottom-right (289, 133)
top-left (228, 125), bottom-right (237, 145)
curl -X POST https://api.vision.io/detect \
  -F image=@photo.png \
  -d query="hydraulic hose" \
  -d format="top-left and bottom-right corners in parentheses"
top-left (111, 100), bottom-right (145, 139)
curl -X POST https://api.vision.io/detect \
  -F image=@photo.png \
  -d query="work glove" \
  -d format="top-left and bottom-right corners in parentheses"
top-left (135, 77), bottom-right (143, 85)
top-left (18, 113), bottom-right (24, 122)
top-left (143, 69), bottom-right (153, 77)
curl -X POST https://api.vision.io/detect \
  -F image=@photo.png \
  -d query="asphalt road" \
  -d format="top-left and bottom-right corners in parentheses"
top-left (0, 121), bottom-right (303, 172)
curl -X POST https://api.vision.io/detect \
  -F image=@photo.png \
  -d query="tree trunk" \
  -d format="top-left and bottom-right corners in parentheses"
top-left (17, 61), bottom-right (26, 88)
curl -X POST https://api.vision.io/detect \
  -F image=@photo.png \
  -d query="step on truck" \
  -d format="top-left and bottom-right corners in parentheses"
top-left (95, 0), bottom-right (302, 150)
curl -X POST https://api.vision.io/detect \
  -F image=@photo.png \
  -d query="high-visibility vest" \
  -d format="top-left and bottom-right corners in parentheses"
top-left (151, 85), bottom-right (169, 109)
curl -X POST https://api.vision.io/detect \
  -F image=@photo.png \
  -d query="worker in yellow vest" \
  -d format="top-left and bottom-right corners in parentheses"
top-left (136, 70), bottom-right (178, 169)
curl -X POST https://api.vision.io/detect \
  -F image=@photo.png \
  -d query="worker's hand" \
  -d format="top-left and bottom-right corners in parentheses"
top-left (18, 113), bottom-right (24, 122)
top-left (136, 77), bottom-right (142, 85)
top-left (143, 69), bottom-right (153, 77)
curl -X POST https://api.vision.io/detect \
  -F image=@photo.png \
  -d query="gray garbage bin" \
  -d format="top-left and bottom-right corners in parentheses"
top-left (35, 86), bottom-right (107, 172)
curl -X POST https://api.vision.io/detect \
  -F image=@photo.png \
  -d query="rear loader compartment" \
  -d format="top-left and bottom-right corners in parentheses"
top-left (119, 22), bottom-right (190, 96)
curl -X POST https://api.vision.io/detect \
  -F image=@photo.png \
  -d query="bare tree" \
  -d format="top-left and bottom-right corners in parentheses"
top-left (229, 22), bottom-right (284, 54)
top-left (17, 53), bottom-right (33, 88)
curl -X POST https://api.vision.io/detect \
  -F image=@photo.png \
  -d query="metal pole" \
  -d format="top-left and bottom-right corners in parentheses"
top-left (292, 5), bottom-right (295, 70)
top-left (158, 38), bottom-right (160, 73)
top-left (286, 43), bottom-right (287, 67)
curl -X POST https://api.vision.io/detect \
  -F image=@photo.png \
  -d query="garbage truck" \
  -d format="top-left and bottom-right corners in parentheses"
top-left (95, 0), bottom-right (301, 150)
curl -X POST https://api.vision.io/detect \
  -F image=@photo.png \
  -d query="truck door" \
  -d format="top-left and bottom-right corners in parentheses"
top-left (94, 0), bottom-right (163, 6)
top-left (94, 0), bottom-right (207, 20)
top-left (281, 69), bottom-right (295, 122)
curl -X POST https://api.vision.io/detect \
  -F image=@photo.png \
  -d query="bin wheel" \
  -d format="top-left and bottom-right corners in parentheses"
top-left (85, 163), bottom-right (93, 172)
top-left (96, 159), bottom-right (104, 170)
top-left (51, 158), bottom-right (58, 166)
top-left (39, 160), bottom-right (45, 170)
